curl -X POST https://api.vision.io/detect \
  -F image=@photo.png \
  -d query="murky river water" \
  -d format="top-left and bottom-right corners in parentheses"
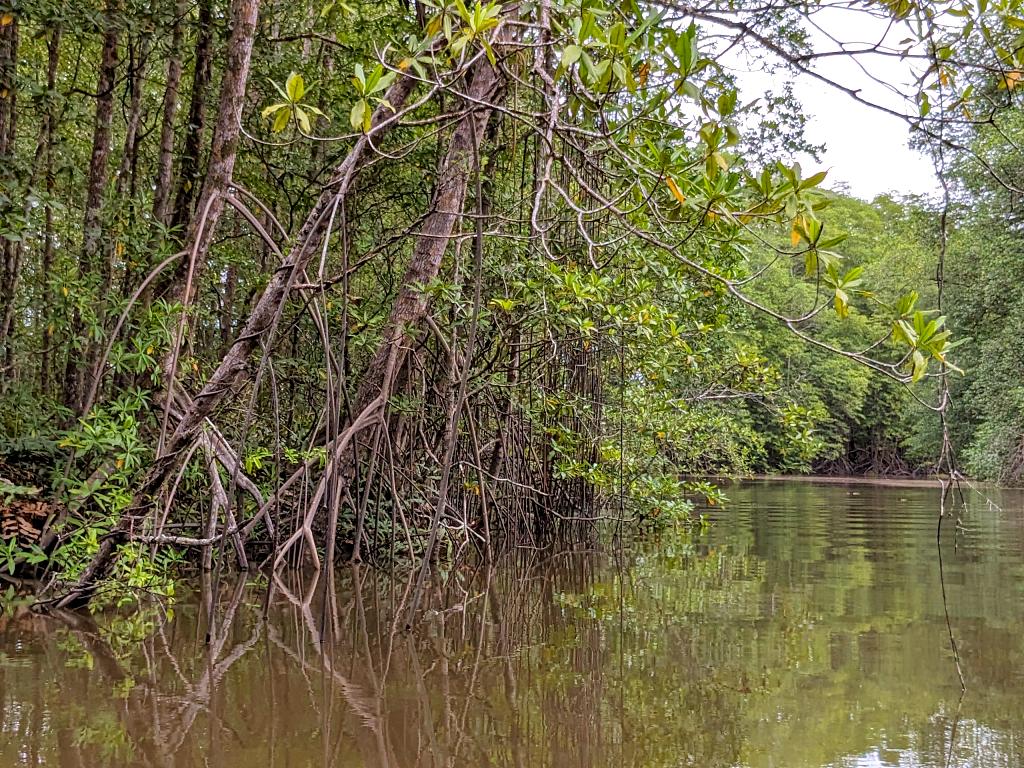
top-left (2, 480), bottom-right (1024, 767)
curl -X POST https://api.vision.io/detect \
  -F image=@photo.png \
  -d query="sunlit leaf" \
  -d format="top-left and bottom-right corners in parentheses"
top-left (261, 102), bottom-right (289, 119)
top-left (350, 99), bottom-right (368, 131)
top-left (665, 177), bottom-right (686, 205)
top-left (272, 107), bottom-right (292, 133)
top-left (285, 72), bottom-right (305, 102)
top-left (911, 350), bottom-right (928, 382)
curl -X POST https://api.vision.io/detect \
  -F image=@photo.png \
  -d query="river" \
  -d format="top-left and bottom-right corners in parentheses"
top-left (2, 479), bottom-right (1023, 766)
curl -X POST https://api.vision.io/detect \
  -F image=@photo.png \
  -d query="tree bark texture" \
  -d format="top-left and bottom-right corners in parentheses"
top-left (168, 0), bottom-right (214, 239)
top-left (0, 15), bottom-right (19, 369)
top-left (152, 0), bottom-right (187, 228)
top-left (62, 7), bottom-right (120, 413)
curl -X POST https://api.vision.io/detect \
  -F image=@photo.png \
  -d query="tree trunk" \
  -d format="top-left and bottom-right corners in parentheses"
top-left (165, 0), bottom-right (260, 306)
top-left (100, 35), bottom-right (145, 304)
top-left (38, 29), bottom-right (61, 397)
top-left (152, 0), bottom-right (187, 228)
top-left (135, 0), bottom-right (187, 317)
top-left (62, 8), bottom-right (120, 414)
top-left (351, 54), bottom-right (505, 426)
top-left (0, 15), bottom-right (19, 373)
top-left (112, 38), bottom-right (146, 204)
top-left (79, 13), bottom-right (120, 287)
top-left (167, 0), bottom-right (214, 240)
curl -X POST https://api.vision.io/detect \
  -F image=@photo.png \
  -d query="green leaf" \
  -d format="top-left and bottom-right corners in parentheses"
top-left (560, 45), bottom-right (583, 71)
top-left (894, 318), bottom-right (917, 346)
top-left (841, 265), bottom-right (863, 288)
top-left (911, 350), bottom-right (928, 382)
top-left (261, 102), bottom-right (289, 119)
top-left (833, 288), bottom-right (849, 318)
top-left (272, 107), bottom-right (292, 133)
top-left (804, 249), bottom-right (818, 276)
top-left (482, 39), bottom-right (496, 66)
top-left (895, 290), bottom-right (919, 317)
top-left (285, 72), bottom-right (305, 102)
top-left (368, 67), bottom-right (396, 95)
top-left (799, 170), bottom-right (828, 190)
top-left (716, 89), bottom-right (736, 116)
top-left (350, 99), bottom-right (368, 131)
top-left (271, 79), bottom-right (289, 100)
top-left (612, 60), bottom-right (628, 87)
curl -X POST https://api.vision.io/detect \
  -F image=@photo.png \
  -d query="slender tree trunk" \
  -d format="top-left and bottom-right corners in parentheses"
top-left (167, 0), bottom-right (214, 239)
top-left (112, 38), bottom-right (146, 204)
top-left (135, 0), bottom-right (187, 319)
top-left (350, 56), bottom-right (505, 426)
top-left (165, 0), bottom-right (260, 305)
top-left (0, 15), bottom-right (19, 374)
top-left (79, 13), bottom-right (120, 286)
top-left (101, 36), bottom-right (145, 303)
top-left (62, 7), bottom-right (120, 414)
top-left (8, 35), bottom-right (63, 381)
top-left (38, 30), bottom-right (61, 397)
top-left (152, 0), bottom-right (258, 414)
top-left (0, 14), bottom-right (15, 151)
top-left (98, 36), bottom-right (147, 394)
top-left (152, 0), bottom-right (187, 229)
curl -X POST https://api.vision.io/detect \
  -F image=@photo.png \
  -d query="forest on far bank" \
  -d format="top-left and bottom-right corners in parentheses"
top-left (710, 183), bottom-right (1024, 484)
top-left (0, 0), bottom-right (1022, 606)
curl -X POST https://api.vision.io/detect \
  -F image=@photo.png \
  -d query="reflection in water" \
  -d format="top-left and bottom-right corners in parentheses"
top-left (2, 480), bottom-right (1024, 767)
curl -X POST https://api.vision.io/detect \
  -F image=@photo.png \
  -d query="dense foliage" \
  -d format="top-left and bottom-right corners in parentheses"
top-left (0, 0), bottom-right (1018, 604)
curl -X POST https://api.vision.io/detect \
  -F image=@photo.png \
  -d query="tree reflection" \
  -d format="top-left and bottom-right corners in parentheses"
top-left (2, 483), bottom-right (1024, 767)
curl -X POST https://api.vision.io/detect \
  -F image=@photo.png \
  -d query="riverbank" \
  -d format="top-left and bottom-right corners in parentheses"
top-left (737, 474), bottom-right (951, 489)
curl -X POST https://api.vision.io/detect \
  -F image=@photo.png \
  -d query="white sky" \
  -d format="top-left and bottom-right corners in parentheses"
top-left (725, 7), bottom-right (941, 201)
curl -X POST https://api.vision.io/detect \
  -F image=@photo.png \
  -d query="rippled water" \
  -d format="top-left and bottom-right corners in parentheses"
top-left (2, 480), bottom-right (1024, 767)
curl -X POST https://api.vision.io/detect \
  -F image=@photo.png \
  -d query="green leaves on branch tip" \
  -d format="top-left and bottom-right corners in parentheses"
top-left (824, 264), bottom-right (864, 319)
top-left (285, 71), bottom-right (305, 102)
top-left (348, 63), bottom-right (397, 133)
top-left (552, 6), bottom-right (670, 95)
top-left (262, 72), bottom-right (327, 135)
top-left (426, 1), bottom-right (501, 65)
top-left (892, 305), bottom-right (962, 382)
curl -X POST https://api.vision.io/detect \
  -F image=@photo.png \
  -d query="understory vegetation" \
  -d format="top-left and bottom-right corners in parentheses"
top-left (0, 0), bottom-right (1020, 607)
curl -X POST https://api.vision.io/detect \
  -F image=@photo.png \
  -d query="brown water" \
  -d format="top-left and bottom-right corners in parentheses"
top-left (2, 480), bottom-right (1024, 767)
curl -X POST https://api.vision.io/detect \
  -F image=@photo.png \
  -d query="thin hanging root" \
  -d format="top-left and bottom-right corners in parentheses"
top-left (156, 437), bottom-right (205, 534)
top-left (166, 392), bottom-right (273, 542)
top-left (271, 396), bottom-right (385, 572)
top-left (201, 420), bottom-right (273, 538)
top-left (151, 70), bottom-right (421, 477)
top-left (202, 436), bottom-right (247, 570)
top-left (201, 448), bottom-right (224, 572)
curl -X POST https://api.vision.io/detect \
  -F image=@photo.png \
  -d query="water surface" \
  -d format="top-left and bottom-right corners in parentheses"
top-left (2, 480), bottom-right (1024, 767)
